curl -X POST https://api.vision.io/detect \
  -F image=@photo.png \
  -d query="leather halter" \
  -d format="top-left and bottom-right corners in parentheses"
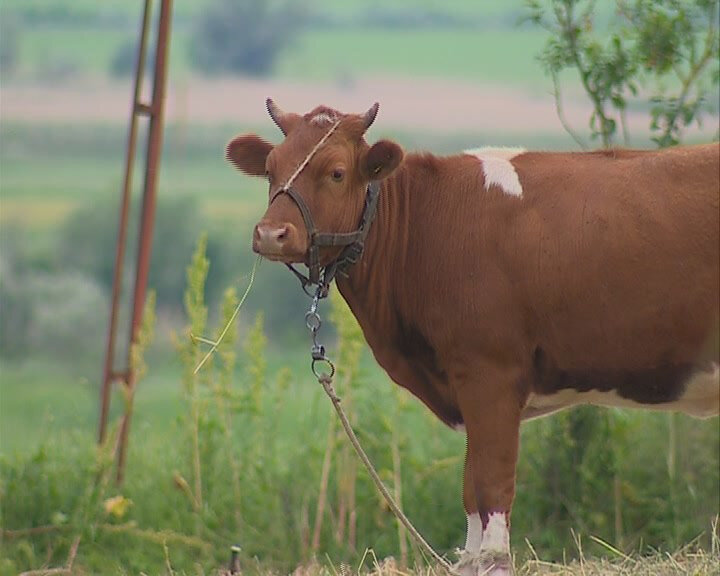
top-left (270, 180), bottom-right (381, 297)
top-left (266, 117), bottom-right (382, 297)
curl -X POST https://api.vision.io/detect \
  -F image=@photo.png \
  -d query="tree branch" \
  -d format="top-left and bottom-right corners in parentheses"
top-left (555, 0), bottom-right (615, 148)
top-left (657, 14), bottom-right (717, 144)
top-left (551, 71), bottom-right (589, 149)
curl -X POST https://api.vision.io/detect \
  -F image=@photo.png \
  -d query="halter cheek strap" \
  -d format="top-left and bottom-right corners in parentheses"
top-left (271, 181), bottom-right (381, 293)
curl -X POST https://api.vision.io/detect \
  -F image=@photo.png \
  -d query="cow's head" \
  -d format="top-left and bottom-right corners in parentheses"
top-left (226, 100), bottom-right (404, 267)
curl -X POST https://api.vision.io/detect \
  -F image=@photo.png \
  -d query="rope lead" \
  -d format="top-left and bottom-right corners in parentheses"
top-left (306, 287), bottom-right (456, 574)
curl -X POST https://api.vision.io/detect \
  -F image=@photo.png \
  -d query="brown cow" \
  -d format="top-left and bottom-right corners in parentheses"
top-left (227, 101), bottom-right (720, 575)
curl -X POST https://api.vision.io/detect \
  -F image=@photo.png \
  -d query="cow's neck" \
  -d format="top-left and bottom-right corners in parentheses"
top-left (335, 155), bottom-right (427, 345)
top-left (333, 153), bottom-right (489, 427)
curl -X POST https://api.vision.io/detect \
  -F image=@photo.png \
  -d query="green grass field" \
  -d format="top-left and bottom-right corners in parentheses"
top-left (0, 343), bottom-right (357, 457)
top-left (11, 20), bottom-right (548, 86)
top-left (3, 0), bottom-right (550, 88)
top-left (11, 25), bottom-right (550, 88)
top-left (1, 0), bottom-right (521, 19)
top-left (2, 351), bottom-right (718, 574)
top-left (0, 121), bottom-right (579, 234)
top-left (275, 28), bottom-right (548, 87)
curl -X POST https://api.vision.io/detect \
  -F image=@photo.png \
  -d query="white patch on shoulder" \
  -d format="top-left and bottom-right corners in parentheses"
top-left (523, 363), bottom-right (720, 421)
top-left (464, 146), bottom-right (525, 197)
top-left (310, 112), bottom-right (337, 125)
top-left (480, 512), bottom-right (510, 554)
top-left (465, 512), bottom-right (483, 553)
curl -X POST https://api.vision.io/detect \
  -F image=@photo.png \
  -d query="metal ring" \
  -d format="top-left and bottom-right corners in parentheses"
top-left (312, 358), bottom-right (335, 380)
top-left (305, 311), bottom-right (321, 331)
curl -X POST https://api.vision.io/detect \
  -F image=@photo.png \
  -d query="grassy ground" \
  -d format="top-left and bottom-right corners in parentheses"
top-left (284, 547), bottom-right (720, 576)
top-left (3, 531), bottom-right (719, 575)
top-left (302, 547), bottom-right (720, 576)
top-left (0, 344), bottom-right (317, 456)
top-left (2, 350), bottom-right (717, 573)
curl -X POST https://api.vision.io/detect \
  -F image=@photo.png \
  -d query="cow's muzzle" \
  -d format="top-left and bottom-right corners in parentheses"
top-left (252, 221), bottom-right (305, 262)
top-left (256, 182), bottom-right (380, 290)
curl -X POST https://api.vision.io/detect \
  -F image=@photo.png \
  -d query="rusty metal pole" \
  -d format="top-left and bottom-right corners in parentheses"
top-left (115, 0), bottom-right (173, 485)
top-left (98, 0), bottom-right (154, 446)
top-left (98, 0), bottom-right (173, 486)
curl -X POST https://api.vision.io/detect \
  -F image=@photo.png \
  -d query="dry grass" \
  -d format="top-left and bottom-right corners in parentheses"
top-left (295, 552), bottom-right (718, 576)
top-left (214, 522), bottom-right (720, 575)
top-left (265, 541), bottom-right (720, 576)
top-left (517, 548), bottom-right (719, 575)
top-left (513, 527), bottom-right (720, 575)
top-left (266, 521), bottom-right (720, 576)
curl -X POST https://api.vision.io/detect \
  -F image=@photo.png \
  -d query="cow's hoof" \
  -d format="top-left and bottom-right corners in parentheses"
top-left (454, 550), bottom-right (514, 576)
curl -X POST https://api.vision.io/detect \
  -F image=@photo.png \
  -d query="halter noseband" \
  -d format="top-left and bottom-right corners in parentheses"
top-left (270, 119), bottom-right (381, 297)
top-left (273, 181), bottom-right (381, 297)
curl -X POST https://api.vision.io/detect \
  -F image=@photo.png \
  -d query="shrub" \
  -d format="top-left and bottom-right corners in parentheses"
top-left (0, 11), bottom-right (20, 78)
top-left (25, 271), bottom-right (108, 364)
top-left (109, 38), bottom-right (155, 79)
top-left (189, 0), bottom-right (309, 76)
top-left (0, 247), bottom-right (107, 368)
top-left (526, 0), bottom-right (719, 147)
top-left (59, 195), bottom-right (204, 312)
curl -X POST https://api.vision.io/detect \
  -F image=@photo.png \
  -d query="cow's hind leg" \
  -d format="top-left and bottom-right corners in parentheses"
top-left (453, 360), bottom-right (522, 576)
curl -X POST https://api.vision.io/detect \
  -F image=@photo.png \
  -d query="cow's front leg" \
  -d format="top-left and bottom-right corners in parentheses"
top-left (453, 360), bottom-right (522, 576)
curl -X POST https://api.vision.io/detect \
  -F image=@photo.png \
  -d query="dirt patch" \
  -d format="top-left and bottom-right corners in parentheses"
top-left (2, 75), bottom-right (716, 143)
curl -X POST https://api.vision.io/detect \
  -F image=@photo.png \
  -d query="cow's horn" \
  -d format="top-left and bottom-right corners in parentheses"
top-left (363, 102), bottom-right (379, 131)
top-left (266, 98), bottom-right (288, 135)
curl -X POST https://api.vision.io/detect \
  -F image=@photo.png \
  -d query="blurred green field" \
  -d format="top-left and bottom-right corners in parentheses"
top-left (0, 361), bottom-right (102, 455)
top-left (276, 28), bottom-right (548, 86)
top-left (1, 0), bottom-right (523, 19)
top-left (0, 346), bottom-right (358, 457)
top-left (10, 24), bottom-right (549, 86)
top-left (0, 122), bottom-right (577, 231)
top-left (3, 0), bottom-right (549, 87)
top-left (12, 31), bottom-right (542, 87)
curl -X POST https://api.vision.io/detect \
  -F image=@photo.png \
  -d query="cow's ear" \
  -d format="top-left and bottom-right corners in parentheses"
top-left (362, 139), bottom-right (404, 181)
top-left (226, 134), bottom-right (273, 176)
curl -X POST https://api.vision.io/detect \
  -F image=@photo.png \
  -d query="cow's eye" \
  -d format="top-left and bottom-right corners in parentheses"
top-left (265, 170), bottom-right (273, 183)
top-left (331, 168), bottom-right (345, 182)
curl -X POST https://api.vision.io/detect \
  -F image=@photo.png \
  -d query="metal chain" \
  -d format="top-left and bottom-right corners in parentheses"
top-left (304, 271), bottom-right (335, 380)
top-left (303, 284), bottom-right (456, 574)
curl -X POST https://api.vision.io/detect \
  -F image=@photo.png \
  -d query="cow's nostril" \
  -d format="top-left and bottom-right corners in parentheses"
top-left (275, 226), bottom-right (288, 241)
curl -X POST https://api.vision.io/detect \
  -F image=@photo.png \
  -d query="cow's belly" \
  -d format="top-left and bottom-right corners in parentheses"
top-left (523, 362), bottom-right (719, 420)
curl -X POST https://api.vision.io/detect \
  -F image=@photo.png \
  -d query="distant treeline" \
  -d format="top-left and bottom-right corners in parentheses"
top-left (0, 0), bottom-right (531, 80)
